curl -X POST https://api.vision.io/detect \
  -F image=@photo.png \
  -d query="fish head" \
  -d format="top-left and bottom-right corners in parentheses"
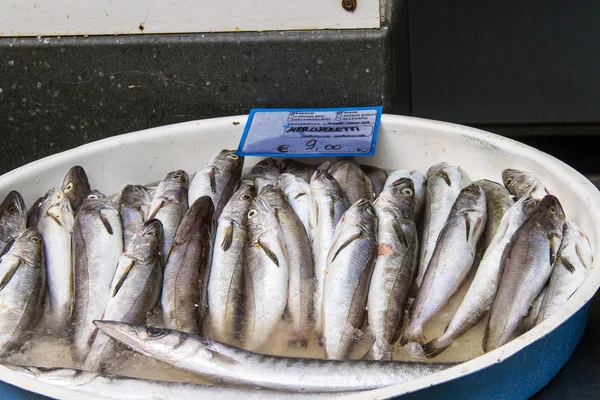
top-left (377, 177), bottom-right (415, 220)
top-left (346, 198), bottom-right (377, 232)
top-left (10, 228), bottom-right (44, 266)
top-left (455, 183), bottom-right (486, 212)
top-left (0, 190), bottom-right (27, 242)
top-left (280, 159), bottom-right (307, 175)
top-left (94, 321), bottom-right (202, 362)
top-left (119, 185), bottom-right (152, 209)
top-left (213, 150), bottom-right (244, 176)
top-left (6, 366), bottom-right (100, 386)
top-left (223, 184), bottom-right (256, 220)
top-left (246, 197), bottom-right (278, 241)
top-left (127, 219), bottom-right (164, 263)
top-left (39, 188), bottom-right (75, 229)
top-left (256, 158), bottom-right (278, 168)
top-left (61, 166), bottom-right (91, 211)
top-left (562, 221), bottom-right (594, 267)
top-left (535, 195), bottom-right (566, 226)
top-left (79, 190), bottom-right (116, 213)
top-left (275, 173), bottom-right (297, 190)
top-left (502, 169), bottom-right (547, 200)
top-left (155, 170), bottom-right (190, 201)
top-left (311, 170), bottom-right (342, 195)
top-left (258, 185), bottom-right (287, 209)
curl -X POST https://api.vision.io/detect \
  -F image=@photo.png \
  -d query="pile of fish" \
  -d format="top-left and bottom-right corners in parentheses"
top-left (0, 151), bottom-right (593, 396)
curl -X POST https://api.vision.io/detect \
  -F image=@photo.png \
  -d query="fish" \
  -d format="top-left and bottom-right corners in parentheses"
top-left (243, 196), bottom-right (289, 351)
top-left (276, 173), bottom-right (311, 237)
top-left (322, 199), bottom-right (378, 360)
top-left (404, 183), bottom-right (486, 344)
top-left (521, 285), bottom-right (547, 332)
top-left (118, 184), bottom-right (153, 250)
top-left (360, 164), bottom-right (389, 198)
top-left (385, 169), bottom-right (427, 221)
top-left (309, 170), bottom-right (348, 336)
top-left (328, 158), bottom-right (374, 204)
top-left (36, 188), bottom-right (75, 330)
top-left (241, 158), bottom-right (280, 192)
top-left (415, 163), bottom-right (471, 289)
top-left (316, 161), bottom-right (333, 171)
top-left (502, 169), bottom-right (548, 200)
top-left (83, 219), bottom-right (163, 372)
top-left (0, 190), bottom-right (27, 251)
top-left (95, 321), bottom-right (457, 393)
top-left (364, 178), bottom-right (418, 360)
top-left (260, 185), bottom-right (314, 344)
top-left (537, 221), bottom-right (592, 324)
top-left (0, 229), bottom-right (45, 357)
top-left (147, 170), bottom-right (189, 261)
top-left (162, 197), bottom-right (215, 335)
top-left (26, 197), bottom-right (43, 229)
top-left (188, 149), bottom-right (244, 218)
top-left (423, 196), bottom-right (537, 357)
top-left (7, 365), bottom-right (362, 399)
top-left (206, 184), bottom-right (255, 345)
top-left (280, 159), bottom-right (316, 183)
top-left (484, 195), bottom-right (566, 352)
top-left (60, 166), bottom-right (91, 214)
top-left (474, 179), bottom-right (515, 251)
top-left (71, 191), bottom-right (123, 362)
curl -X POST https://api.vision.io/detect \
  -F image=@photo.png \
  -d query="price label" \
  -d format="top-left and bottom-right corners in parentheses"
top-left (236, 107), bottom-right (383, 157)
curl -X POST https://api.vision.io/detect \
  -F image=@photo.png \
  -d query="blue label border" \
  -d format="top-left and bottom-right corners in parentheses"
top-left (236, 106), bottom-right (383, 158)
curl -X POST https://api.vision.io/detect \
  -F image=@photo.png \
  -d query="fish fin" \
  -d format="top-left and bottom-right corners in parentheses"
top-left (422, 338), bottom-right (451, 358)
top-left (0, 258), bottom-right (21, 291)
top-left (146, 200), bottom-right (164, 221)
top-left (548, 232), bottom-right (561, 265)
top-left (464, 214), bottom-right (471, 241)
top-left (330, 230), bottom-right (362, 263)
top-left (258, 239), bottom-right (279, 267)
top-left (98, 211), bottom-right (114, 235)
top-left (221, 222), bottom-right (234, 251)
top-left (440, 170), bottom-right (452, 186)
top-left (47, 212), bottom-right (63, 228)
top-left (294, 192), bottom-right (307, 200)
top-left (0, 239), bottom-right (15, 258)
top-left (112, 258), bottom-right (135, 297)
top-left (575, 243), bottom-right (591, 268)
top-left (392, 220), bottom-right (408, 248)
top-left (560, 256), bottom-right (576, 273)
top-left (206, 349), bottom-right (240, 366)
top-left (208, 168), bottom-right (217, 194)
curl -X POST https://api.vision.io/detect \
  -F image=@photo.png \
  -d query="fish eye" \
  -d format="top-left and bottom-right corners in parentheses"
top-left (549, 205), bottom-right (557, 214)
top-left (228, 154), bottom-right (239, 160)
top-left (241, 194), bottom-right (252, 201)
top-left (505, 178), bottom-right (513, 186)
top-left (146, 326), bottom-right (165, 337)
top-left (87, 194), bottom-right (99, 200)
top-left (64, 182), bottom-right (74, 193)
top-left (145, 229), bottom-right (157, 237)
top-left (30, 236), bottom-right (41, 243)
top-left (7, 205), bottom-right (18, 215)
top-left (171, 174), bottom-right (185, 181)
top-left (248, 209), bottom-right (258, 218)
top-left (402, 188), bottom-right (413, 197)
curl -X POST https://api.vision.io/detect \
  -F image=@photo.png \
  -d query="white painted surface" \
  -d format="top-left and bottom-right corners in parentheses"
top-left (0, 114), bottom-right (599, 398)
top-left (0, 0), bottom-right (380, 37)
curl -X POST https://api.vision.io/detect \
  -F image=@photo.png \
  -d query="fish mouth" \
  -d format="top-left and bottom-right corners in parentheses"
top-left (94, 320), bottom-right (145, 354)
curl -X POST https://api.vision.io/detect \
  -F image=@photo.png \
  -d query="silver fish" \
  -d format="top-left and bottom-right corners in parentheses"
top-left (502, 169), bottom-right (548, 200)
top-left (416, 163), bottom-right (471, 289)
top-left (277, 173), bottom-right (311, 237)
top-left (206, 184), bottom-right (255, 345)
top-left (26, 196), bottom-right (43, 229)
top-left (423, 196), bottom-right (536, 357)
top-left (83, 219), bottom-right (163, 372)
top-left (0, 229), bottom-right (45, 357)
top-left (241, 158), bottom-right (280, 192)
top-left (162, 197), bottom-right (215, 335)
top-left (260, 185), bottom-right (314, 343)
top-left (280, 159), bottom-right (316, 183)
top-left (521, 285), bottom-right (547, 332)
top-left (537, 221), bottom-right (592, 324)
top-left (72, 191), bottom-right (123, 362)
top-left (309, 170), bottom-right (348, 337)
top-left (385, 169), bottom-right (427, 221)
top-left (323, 199), bottom-right (378, 360)
top-left (404, 183), bottom-right (486, 344)
top-left (188, 149), bottom-right (244, 218)
top-left (147, 170), bottom-right (189, 261)
top-left (474, 179), bottom-right (515, 251)
top-left (360, 164), bottom-right (389, 198)
top-left (61, 166), bottom-right (91, 214)
top-left (8, 365), bottom-right (360, 399)
top-left (328, 158), bottom-right (374, 204)
top-left (37, 188), bottom-right (75, 330)
top-left (0, 191), bottom-right (27, 250)
top-left (484, 195), bottom-right (566, 352)
top-left (118, 184), bottom-right (152, 250)
top-left (243, 196), bottom-right (289, 351)
top-left (364, 178), bottom-right (418, 360)
top-left (95, 321), bottom-right (457, 393)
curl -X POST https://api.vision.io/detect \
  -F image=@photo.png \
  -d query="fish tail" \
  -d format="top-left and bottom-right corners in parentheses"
top-left (422, 336), bottom-right (452, 358)
top-left (362, 340), bottom-right (392, 361)
top-left (401, 324), bottom-right (426, 345)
